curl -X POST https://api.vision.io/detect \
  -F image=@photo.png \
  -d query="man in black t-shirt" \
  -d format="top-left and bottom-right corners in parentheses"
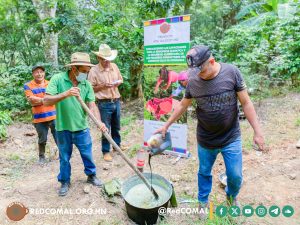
top-left (156, 45), bottom-right (265, 220)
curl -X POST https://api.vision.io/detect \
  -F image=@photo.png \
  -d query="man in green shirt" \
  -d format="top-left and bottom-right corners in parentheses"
top-left (44, 52), bottom-right (107, 196)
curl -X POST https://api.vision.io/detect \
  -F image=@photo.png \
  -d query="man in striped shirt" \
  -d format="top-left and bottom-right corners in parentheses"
top-left (24, 65), bottom-right (57, 164)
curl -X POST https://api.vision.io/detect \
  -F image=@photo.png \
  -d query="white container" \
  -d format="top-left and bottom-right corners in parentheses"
top-left (147, 133), bottom-right (164, 148)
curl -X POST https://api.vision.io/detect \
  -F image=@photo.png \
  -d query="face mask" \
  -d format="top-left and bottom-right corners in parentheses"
top-left (76, 72), bottom-right (87, 82)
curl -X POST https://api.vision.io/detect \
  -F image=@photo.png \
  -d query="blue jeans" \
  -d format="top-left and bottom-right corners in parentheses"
top-left (197, 137), bottom-right (243, 203)
top-left (97, 100), bottom-right (121, 153)
top-left (56, 129), bottom-right (96, 184)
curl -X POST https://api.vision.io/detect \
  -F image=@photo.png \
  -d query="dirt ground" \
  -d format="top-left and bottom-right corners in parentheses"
top-left (0, 93), bottom-right (299, 225)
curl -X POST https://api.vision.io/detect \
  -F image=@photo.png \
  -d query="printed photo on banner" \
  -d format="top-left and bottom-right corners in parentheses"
top-left (143, 15), bottom-right (191, 158)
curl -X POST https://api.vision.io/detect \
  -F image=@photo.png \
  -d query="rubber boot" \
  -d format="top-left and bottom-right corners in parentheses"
top-left (38, 143), bottom-right (46, 164)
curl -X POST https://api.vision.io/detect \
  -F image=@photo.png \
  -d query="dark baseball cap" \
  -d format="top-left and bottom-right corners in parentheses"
top-left (32, 65), bottom-right (45, 73)
top-left (186, 45), bottom-right (211, 70)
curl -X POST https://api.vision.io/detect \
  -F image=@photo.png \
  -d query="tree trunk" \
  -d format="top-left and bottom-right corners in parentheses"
top-left (31, 0), bottom-right (58, 67)
top-left (130, 64), bottom-right (144, 99)
top-left (44, 32), bottom-right (58, 67)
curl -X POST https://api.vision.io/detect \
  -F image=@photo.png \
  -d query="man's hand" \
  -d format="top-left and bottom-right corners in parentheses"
top-left (254, 132), bottom-right (265, 151)
top-left (86, 101), bottom-right (108, 133)
top-left (95, 83), bottom-right (105, 89)
top-left (93, 83), bottom-right (114, 92)
top-left (28, 96), bottom-right (43, 104)
top-left (67, 87), bottom-right (80, 97)
top-left (99, 83), bottom-right (113, 88)
top-left (98, 122), bottom-right (108, 132)
top-left (154, 126), bottom-right (168, 138)
top-left (105, 83), bottom-right (113, 88)
top-left (238, 90), bottom-right (265, 151)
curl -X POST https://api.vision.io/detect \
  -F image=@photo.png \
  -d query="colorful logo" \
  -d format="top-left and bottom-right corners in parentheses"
top-left (160, 22), bottom-right (171, 33)
top-left (6, 202), bottom-right (29, 221)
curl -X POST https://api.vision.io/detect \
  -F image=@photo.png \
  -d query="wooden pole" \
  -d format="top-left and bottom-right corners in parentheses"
top-left (76, 96), bottom-right (159, 199)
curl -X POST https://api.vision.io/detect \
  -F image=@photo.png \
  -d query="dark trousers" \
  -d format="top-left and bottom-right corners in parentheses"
top-left (97, 100), bottom-right (121, 153)
top-left (34, 120), bottom-right (57, 157)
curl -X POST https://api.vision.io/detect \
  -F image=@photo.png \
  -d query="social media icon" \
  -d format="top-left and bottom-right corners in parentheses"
top-left (229, 206), bottom-right (240, 217)
top-left (269, 205), bottom-right (280, 217)
top-left (242, 205), bottom-right (254, 217)
top-left (282, 205), bottom-right (294, 217)
top-left (256, 205), bottom-right (267, 217)
top-left (216, 205), bottom-right (227, 218)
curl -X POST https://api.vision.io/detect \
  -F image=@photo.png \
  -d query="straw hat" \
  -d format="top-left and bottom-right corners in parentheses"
top-left (65, 52), bottom-right (94, 67)
top-left (92, 44), bottom-right (118, 61)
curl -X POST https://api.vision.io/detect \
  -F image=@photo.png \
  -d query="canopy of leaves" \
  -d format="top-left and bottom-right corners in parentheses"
top-left (0, 0), bottom-right (299, 115)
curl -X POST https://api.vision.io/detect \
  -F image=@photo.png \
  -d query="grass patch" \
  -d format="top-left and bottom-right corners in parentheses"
top-left (12, 110), bottom-right (32, 123)
top-left (157, 210), bottom-right (239, 225)
top-left (242, 137), bottom-right (253, 152)
top-left (7, 163), bottom-right (24, 180)
top-left (8, 153), bottom-right (21, 161)
top-left (121, 115), bottom-right (137, 126)
top-left (120, 129), bottom-right (131, 138)
top-left (0, 111), bottom-right (12, 141)
top-left (155, 192), bottom-right (242, 225)
top-left (136, 125), bottom-right (143, 134)
top-left (206, 216), bottom-right (239, 225)
top-left (96, 219), bottom-right (123, 225)
top-left (127, 143), bottom-right (141, 158)
top-left (120, 114), bottom-right (140, 139)
top-left (120, 115), bottom-right (137, 138)
top-left (295, 117), bottom-right (300, 127)
top-left (251, 86), bottom-right (299, 102)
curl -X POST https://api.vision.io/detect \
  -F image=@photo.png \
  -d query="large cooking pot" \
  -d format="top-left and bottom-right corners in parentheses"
top-left (121, 173), bottom-right (172, 225)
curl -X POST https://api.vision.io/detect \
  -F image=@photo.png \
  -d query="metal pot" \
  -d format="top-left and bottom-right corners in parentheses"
top-left (121, 173), bottom-right (172, 225)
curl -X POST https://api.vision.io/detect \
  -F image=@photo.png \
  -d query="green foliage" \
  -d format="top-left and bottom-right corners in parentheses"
top-left (190, 0), bottom-right (242, 59)
top-left (219, 24), bottom-right (270, 91)
top-left (219, 9), bottom-right (300, 90)
top-left (0, 64), bottom-right (61, 113)
top-left (0, 0), bottom-right (45, 68)
top-left (0, 65), bottom-right (32, 112)
top-left (143, 106), bottom-right (154, 120)
top-left (0, 0), bottom-right (299, 129)
top-left (235, 2), bottom-right (266, 20)
top-left (88, 2), bottom-right (144, 99)
top-left (143, 65), bottom-right (187, 100)
top-left (269, 16), bottom-right (300, 83)
top-left (235, 0), bottom-right (298, 26)
top-left (0, 111), bottom-right (12, 141)
top-left (143, 67), bottom-right (161, 101)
